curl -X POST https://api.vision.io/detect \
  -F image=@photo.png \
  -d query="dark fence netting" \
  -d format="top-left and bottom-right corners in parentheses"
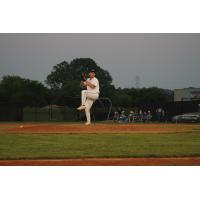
top-left (23, 106), bottom-right (76, 121)
top-left (0, 102), bottom-right (23, 121)
top-left (139, 100), bottom-right (200, 121)
top-left (164, 100), bottom-right (200, 119)
top-left (1, 99), bottom-right (199, 122)
top-left (20, 97), bottom-right (112, 122)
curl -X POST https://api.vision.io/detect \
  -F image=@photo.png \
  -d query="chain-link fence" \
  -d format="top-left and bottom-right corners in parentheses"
top-left (19, 97), bottom-right (112, 122)
top-left (1, 99), bottom-right (200, 122)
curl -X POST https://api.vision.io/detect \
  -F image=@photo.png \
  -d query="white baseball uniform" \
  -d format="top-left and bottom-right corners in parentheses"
top-left (81, 77), bottom-right (99, 123)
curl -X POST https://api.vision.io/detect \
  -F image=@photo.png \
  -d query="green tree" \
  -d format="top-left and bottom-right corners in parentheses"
top-left (113, 86), bottom-right (172, 109)
top-left (0, 76), bottom-right (48, 120)
top-left (46, 58), bottom-right (116, 105)
top-left (45, 61), bottom-right (70, 89)
top-left (0, 75), bottom-right (48, 107)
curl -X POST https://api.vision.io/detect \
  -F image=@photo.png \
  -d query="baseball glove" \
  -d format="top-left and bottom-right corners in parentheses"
top-left (81, 73), bottom-right (87, 81)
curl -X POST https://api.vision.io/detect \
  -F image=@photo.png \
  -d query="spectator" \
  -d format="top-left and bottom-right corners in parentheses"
top-left (156, 107), bottom-right (162, 122)
top-left (119, 111), bottom-right (128, 122)
top-left (134, 111), bottom-right (139, 121)
top-left (128, 111), bottom-right (134, 123)
top-left (143, 111), bottom-right (148, 122)
top-left (147, 110), bottom-right (152, 121)
top-left (139, 109), bottom-right (143, 121)
top-left (161, 109), bottom-right (166, 122)
top-left (113, 111), bottom-right (119, 122)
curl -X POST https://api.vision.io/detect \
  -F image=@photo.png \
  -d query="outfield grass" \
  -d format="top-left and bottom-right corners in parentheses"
top-left (0, 131), bottom-right (200, 159)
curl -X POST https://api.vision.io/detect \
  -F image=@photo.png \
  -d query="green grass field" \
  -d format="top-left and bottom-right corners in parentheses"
top-left (0, 122), bottom-right (200, 159)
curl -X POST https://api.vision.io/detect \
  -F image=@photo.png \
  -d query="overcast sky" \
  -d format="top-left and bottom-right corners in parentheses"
top-left (0, 33), bottom-right (200, 90)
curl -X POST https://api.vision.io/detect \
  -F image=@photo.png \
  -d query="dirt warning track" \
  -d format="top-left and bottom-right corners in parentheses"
top-left (1, 157), bottom-right (200, 166)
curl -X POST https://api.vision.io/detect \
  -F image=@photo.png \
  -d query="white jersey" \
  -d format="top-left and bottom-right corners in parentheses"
top-left (86, 77), bottom-right (100, 94)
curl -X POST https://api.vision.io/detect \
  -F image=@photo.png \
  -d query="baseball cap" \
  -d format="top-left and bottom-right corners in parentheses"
top-left (89, 69), bottom-right (95, 73)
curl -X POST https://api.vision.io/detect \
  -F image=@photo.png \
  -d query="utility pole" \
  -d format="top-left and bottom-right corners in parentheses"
top-left (135, 75), bottom-right (141, 89)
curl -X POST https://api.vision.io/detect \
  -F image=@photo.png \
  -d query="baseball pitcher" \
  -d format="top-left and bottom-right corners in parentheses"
top-left (77, 69), bottom-right (100, 125)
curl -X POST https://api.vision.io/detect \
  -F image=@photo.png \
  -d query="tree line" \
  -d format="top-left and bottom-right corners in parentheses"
top-left (0, 58), bottom-right (174, 111)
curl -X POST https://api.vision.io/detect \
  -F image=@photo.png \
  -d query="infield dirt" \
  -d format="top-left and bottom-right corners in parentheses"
top-left (5, 123), bottom-right (200, 134)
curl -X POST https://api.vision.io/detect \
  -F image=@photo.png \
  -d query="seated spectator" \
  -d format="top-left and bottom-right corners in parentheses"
top-left (147, 110), bottom-right (152, 121)
top-left (119, 111), bottom-right (128, 122)
top-left (128, 111), bottom-right (135, 122)
top-left (139, 109), bottom-right (143, 121)
top-left (143, 111), bottom-right (148, 122)
top-left (133, 111), bottom-right (139, 121)
top-left (113, 111), bottom-right (119, 122)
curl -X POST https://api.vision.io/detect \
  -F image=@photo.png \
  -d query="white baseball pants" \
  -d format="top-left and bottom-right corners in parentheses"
top-left (81, 90), bottom-right (99, 123)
